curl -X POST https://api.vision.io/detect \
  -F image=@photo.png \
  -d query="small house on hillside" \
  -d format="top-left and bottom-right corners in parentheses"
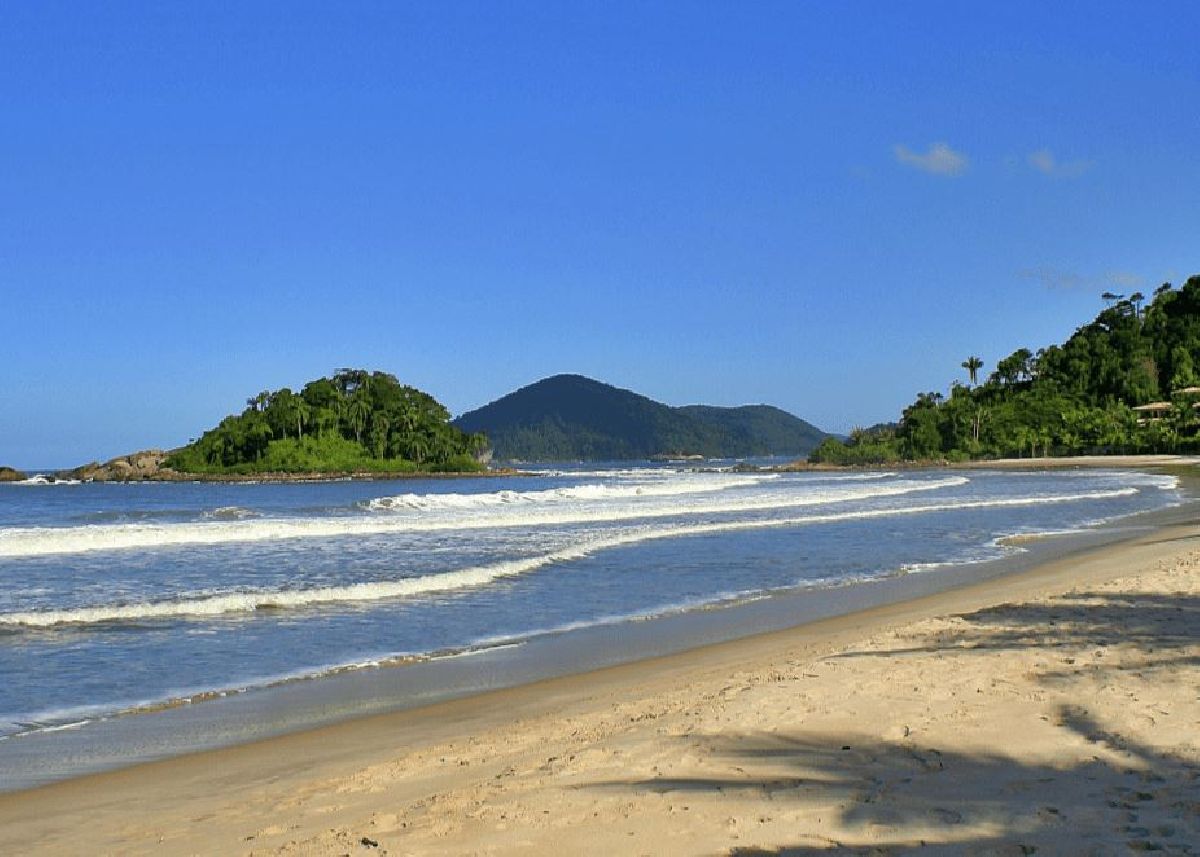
top-left (1132, 387), bottom-right (1200, 426)
top-left (1132, 401), bottom-right (1172, 426)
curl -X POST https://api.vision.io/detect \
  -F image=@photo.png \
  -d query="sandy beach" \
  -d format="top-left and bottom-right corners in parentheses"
top-left (2, 518), bottom-right (1198, 855)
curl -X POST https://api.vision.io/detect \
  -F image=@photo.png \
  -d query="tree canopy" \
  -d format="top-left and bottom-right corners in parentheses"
top-left (810, 275), bottom-right (1200, 464)
top-left (165, 369), bottom-right (488, 474)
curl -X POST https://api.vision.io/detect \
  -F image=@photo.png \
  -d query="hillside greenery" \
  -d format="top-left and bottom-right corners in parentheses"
top-left (810, 276), bottom-right (1200, 464)
top-left (453, 374), bottom-right (828, 461)
top-left (677, 404), bottom-right (828, 456)
top-left (165, 369), bottom-right (488, 474)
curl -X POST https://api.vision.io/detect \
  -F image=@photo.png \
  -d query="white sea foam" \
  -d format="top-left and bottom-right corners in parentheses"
top-left (797, 471), bottom-right (898, 481)
top-left (465, 590), bottom-right (771, 648)
top-left (0, 475), bottom-right (969, 557)
top-left (365, 474), bottom-right (774, 511)
top-left (534, 468), bottom-right (683, 478)
top-left (7, 476), bottom-right (82, 486)
top-left (200, 506), bottom-right (260, 520)
top-left (0, 485), bottom-right (1140, 627)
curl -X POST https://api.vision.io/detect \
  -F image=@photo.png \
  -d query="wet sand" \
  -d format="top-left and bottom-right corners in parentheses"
top-left (962, 453), bottom-right (1200, 470)
top-left (1, 512), bottom-right (1198, 854)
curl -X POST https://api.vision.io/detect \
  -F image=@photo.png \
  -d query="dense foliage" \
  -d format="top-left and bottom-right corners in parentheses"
top-left (453, 374), bottom-right (828, 461)
top-left (810, 276), bottom-right (1200, 463)
top-left (166, 369), bottom-right (488, 474)
top-left (676, 405), bottom-right (829, 456)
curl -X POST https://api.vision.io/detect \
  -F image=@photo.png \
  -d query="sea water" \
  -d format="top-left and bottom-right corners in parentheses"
top-left (0, 465), bottom-right (1183, 749)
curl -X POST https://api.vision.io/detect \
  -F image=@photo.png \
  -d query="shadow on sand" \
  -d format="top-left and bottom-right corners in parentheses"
top-left (589, 589), bottom-right (1200, 854)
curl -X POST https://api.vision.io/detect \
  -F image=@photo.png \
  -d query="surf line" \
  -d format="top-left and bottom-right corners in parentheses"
top-left (0, 477), bottom-right (971, 558)
top-left (0, 487), bottom-right (1139, 627)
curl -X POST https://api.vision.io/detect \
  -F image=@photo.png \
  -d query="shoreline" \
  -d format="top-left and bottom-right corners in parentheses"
top-left (2, 474), bottom-right (1185, 790)
top-left (32, 467), bottom-right (529, 485)
top-left (766, 453), bottom-right (1200, 473)
top-left (2, 493), bottom-right (1197, 853)
top-left (27, 452), bottom-right (1200, 483)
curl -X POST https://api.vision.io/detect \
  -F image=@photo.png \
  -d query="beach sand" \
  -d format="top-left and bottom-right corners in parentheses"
top-left (2, 522), bottom-right (1198, 855)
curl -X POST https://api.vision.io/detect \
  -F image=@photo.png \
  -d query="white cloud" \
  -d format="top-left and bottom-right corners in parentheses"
top-left (1019, 267), bottom-right (1143, 293)
top-left (1105, 271), bottom-right (1144, 290)
top-left (893, 142), bottom-right (969, 176)
top-left (1027, 148), bottom-right (1093, 178)
top-left (1020, 266), bottom-right (1087, 291)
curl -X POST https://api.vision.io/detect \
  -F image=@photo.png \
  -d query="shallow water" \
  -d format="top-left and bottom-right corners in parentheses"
top-left (0, 465), bottom-right (1181, 741)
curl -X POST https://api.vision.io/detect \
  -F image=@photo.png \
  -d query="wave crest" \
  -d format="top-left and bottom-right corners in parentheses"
top-left (364, 474), bottom-right (774, 511)
top-left (0, 475), bottom-right (968, 557)
top-left (0, 485), bottom-right (1140, 627)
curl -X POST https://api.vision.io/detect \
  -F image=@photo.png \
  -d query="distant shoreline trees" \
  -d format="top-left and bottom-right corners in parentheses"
top-left (166, 369), bottom-right (488, 474)
top-left (810, 275), bottom-right (1200, 463)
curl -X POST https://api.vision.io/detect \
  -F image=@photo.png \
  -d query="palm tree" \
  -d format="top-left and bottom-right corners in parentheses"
top-left (961, 356), bottom-right (984, 386)
top-left (408, 431), bottom-right (429, 469)
top-left (1130, 291), bottom-right (1145, 318)
top-left (295, 399), bottom-right (311, 440)
top-left (370, 413), bottom-right (390, 458)
top-left (347, 392), bottom-right (371, 445)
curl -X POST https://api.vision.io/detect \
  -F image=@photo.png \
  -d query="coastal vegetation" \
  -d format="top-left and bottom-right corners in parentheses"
top-left (810, 276), bottom-right (1200, 463)
top-left (0, 466), bottom-right (26, 482)
top-left (165, 369), bottom-right (488, 474)
top-left (453, 374), bottom-right (828, 461)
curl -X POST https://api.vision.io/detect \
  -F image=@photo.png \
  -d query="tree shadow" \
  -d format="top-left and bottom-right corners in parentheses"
top-left (586, 588), bottom-right (1200, 853)
top-left (591, 714), bottom-right (1198, 854)
top-left (832, 591), bottom-right (1200, 673)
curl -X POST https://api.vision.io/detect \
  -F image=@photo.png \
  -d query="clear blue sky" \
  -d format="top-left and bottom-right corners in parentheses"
top-left (2, 2), bottom-right (1198, 466)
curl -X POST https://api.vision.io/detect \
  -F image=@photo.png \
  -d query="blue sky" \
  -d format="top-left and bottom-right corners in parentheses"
top-left (2, 2), bottom-right (1198, 466)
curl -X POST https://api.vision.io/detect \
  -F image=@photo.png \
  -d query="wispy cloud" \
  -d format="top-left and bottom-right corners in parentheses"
top-left (1106, 270), bottom-right (1143, 290)
top-left (894, 142), bottom-right (968, 176)
top-left (1020, 267), bottom-right (1087, 291)
top-left (1019, 267), bottom-right (1144, 293)
top-left (1027, 148), bottom-right (1093, 178)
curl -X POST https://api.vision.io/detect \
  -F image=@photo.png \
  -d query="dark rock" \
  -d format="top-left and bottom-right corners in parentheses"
top-left (61, 449), bottom-right (180, 482)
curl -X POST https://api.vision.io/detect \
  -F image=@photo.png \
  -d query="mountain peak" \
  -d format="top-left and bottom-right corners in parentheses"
top-left (455, 376), bottom-right (827, 462)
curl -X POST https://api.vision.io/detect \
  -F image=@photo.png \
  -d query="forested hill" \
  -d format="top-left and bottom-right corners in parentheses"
top-left (811, 275), bottom-right (1200, 464)
top-left (453, 374), bottom-right (828, 461)
top-left (677, 405), bottom-right (829, 456)
top-left (165, 369), bottom-right (488, 474)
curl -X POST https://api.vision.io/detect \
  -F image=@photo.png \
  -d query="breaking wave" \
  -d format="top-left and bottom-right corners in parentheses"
top-left (0, 485), bottom-right (1140, 627)
top-left (0, 475), bottom-right (971, 557)
top-left (364, 474), bottom-right (775, 510)
top-left (7, 476), bottom-right (82, 486)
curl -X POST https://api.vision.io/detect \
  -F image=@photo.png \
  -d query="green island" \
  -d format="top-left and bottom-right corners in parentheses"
top-left (811, 275), bottom-right (1200, 465)
top-left (164, 369), bottom-right (488, 475)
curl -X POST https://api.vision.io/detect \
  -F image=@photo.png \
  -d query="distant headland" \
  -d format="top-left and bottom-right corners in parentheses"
top-left (453, 374), bottom-right (829, 462)
top-left (810, 275), bottom-right (1200, 464)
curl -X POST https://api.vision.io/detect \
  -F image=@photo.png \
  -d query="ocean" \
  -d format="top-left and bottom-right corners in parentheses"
top-left (0, 464), bottom-right (1184, 785)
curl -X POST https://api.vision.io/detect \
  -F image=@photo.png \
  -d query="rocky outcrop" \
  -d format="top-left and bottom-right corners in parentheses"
top-left (63, 450), bottom-right (183, 482)
top-left (0, 466), bottom-right (26, 482)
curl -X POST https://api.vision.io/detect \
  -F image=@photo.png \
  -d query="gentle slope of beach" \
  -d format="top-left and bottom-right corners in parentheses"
top-left (1, 518), bottom-right (1198, 854)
